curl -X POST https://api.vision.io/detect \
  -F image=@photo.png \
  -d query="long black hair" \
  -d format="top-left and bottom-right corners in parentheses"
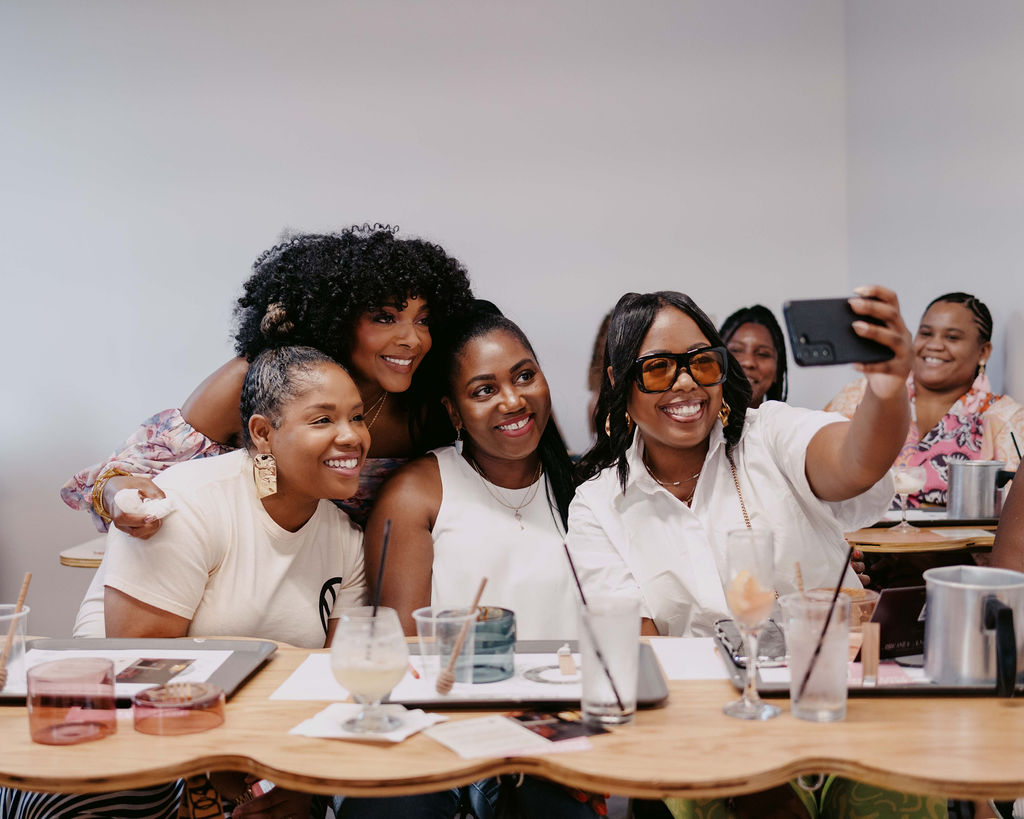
top-left (438, 300), bottom-right (576, 531)
top-left (718, 304), bottom-right (789, 402)
top-left (576, 291), bottom-right (753, 493)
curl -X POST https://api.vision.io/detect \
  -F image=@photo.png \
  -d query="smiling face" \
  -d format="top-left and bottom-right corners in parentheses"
top-left (913, 301), bottom-right (992, 394)
top-left (443, 329), bottom-right (551, 467)
top-left (726, 321), bottom-right (778, 408)
top-left (349, 295), bottom-right (432, 395)
top-left (256, 363), bottom-right (371, 520)
top-left (627, 306), bottom-right (724, 457)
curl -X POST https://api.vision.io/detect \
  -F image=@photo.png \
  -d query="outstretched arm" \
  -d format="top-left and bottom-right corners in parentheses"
top-left (364, 457), bottom-right (444, 635)
top-left (805, 286), bottom-right (913, 502)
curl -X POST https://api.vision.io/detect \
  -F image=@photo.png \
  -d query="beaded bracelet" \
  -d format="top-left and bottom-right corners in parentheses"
top-left (91, 467), bottom-right (131, 523)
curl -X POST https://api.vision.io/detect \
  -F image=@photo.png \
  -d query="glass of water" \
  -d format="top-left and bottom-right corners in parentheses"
top-left (780, 590), bottom-right (851, 722)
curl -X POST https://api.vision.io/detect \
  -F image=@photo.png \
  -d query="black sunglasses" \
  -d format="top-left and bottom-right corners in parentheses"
top-left (631, 346), bottom-right (728, 393)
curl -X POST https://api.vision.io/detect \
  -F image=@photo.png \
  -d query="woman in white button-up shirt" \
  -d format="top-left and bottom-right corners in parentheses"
top-left (569, 286), bottom-right (913, 638)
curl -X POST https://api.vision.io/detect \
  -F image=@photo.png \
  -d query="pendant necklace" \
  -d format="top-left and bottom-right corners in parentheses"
top-left (468, 457), bottom-right (543, 530)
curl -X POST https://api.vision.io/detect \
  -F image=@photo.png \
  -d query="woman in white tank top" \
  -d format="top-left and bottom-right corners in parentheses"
top-left (366, 302), bottom-right (578, 640)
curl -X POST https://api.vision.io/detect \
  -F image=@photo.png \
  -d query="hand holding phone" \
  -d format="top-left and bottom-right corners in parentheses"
top-left (783, 297), bottom-right (893, 366)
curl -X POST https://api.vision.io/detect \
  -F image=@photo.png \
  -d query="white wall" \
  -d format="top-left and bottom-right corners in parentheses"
top-left (5, 0), bottom-right (1019, 638)
top-left (846, 0), bottom-right (1024, 394)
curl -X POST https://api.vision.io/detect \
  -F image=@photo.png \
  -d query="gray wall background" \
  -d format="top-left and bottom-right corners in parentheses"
top-left (2, 1), bottom-right (1021, 637)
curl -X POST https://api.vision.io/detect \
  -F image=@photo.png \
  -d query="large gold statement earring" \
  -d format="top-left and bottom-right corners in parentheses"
top-left (718, 401), bottom-right (731, 428)
top-left (979, 360), bottom-right (987, 377)
top-left (253, 453), bottom-right (278, 498)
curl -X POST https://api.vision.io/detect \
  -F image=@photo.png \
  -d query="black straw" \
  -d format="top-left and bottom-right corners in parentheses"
top-left (1011, 432), bottom-right (1022, 463)
top-left (371, 519), bottom-right (392, 618)
top-left (562, 542), bottom-right (626, 712)
top-left (795, 544), bottom-right (854, 703)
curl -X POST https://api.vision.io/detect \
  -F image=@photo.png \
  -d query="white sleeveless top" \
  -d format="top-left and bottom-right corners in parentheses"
top-left (430, 446), bottom-right (577, 640)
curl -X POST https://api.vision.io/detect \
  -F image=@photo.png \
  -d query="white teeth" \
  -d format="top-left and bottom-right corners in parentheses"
top-left (923, 357), bottom-right (946, 364)
top-left (662, 404), bottom-right (701, 418)
top-left (383, 356), bottom-right (413, 366)
top-left (325, 458), bottom-right (358, 469)
top-left (498, 418), bottom-right (530, 431)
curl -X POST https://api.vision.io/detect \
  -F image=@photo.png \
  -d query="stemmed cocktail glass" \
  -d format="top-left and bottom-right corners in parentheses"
top-left (723, 529), bottom-right (781, 720)
top-left (330, 606), bottom-right (409, 733)
top-left (891, 466), bottom-right (926, 533)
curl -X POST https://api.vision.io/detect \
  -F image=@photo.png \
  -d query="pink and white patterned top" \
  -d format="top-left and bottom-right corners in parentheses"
top-left (61, 408), bottom-right (405, 530)
top-left (825, 373), bottom-right (1024, 507)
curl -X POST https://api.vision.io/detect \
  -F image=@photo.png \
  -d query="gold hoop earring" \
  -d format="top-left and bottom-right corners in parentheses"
top-left (605, 411), bottom-right (633, 437)
top-left (718, 401), bottom-right (731, 427)
top-left (253, 453), bottom-right (278, 498)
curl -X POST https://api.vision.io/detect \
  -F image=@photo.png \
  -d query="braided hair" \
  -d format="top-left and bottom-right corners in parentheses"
top-left (924, 292), bottom-right (993, 343)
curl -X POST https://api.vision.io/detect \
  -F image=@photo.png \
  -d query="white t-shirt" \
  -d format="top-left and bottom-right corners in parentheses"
top-left (430, 446), bottom-right (577, 640)
top-left (567, 402), bottom-right (894, 637)
top-left (93, 449), bottom-right (365, 648)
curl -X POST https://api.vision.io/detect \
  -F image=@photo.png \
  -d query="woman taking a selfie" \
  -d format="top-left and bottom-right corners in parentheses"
top-left (569, 286), bottom-right (909, 638)
top-left (827, 291), bottom-right (1023, 507)
top-left (61, 225), bottom-right (473, 534)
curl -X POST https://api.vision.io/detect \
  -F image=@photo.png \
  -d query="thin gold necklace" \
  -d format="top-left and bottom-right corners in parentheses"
top-left (364, 390), bottom-right (389, 430)
top-left (642, 453), bottom-right (702, 505)
top-left (467, 456), bottom-right (543, 530)
top-left (642, 454), bottom-right (701, 487)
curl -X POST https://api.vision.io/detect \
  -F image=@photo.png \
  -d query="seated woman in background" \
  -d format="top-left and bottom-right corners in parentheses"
top-left (826, 291), bottom-right (1023, 507)
top-left (718, 304), bottom-right (788, 408)
top-left (61, 224), bottom-right (473, 535)
top-left (9, 347), bottom-right (366, 819)
top-left (369, 301), bottom-right (577, 640)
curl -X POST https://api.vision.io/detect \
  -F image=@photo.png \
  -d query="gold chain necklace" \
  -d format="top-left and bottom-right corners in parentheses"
top-left (467, 456), bottom-right (543, 530)
top-left (642, 453), bottom-right (702, 503)
top-left (364, 390), bottom-right (389, 430)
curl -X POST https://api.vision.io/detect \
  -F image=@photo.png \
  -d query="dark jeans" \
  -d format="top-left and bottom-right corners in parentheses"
top-left (336, 776), bottom-right (597, 819)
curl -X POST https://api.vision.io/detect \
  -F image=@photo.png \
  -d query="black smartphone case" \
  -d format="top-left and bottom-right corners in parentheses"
top-left (783, 298), bottom-right (894, 366)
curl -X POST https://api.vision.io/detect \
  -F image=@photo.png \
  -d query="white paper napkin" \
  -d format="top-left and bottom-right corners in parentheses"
top-left (113, 488), bottom-right (176, 520)
top-left (289, 703), bottom-right (447, 742)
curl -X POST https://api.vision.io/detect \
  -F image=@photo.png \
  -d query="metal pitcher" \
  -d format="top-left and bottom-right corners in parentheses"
top-left (947, 460), bottom-right (1010, 518)
top-left (923, 565), bottom-right (1024, 696)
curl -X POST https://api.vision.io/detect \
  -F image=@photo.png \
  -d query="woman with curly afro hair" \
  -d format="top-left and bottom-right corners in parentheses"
top-left (62, 224), bottom-right (474, 537)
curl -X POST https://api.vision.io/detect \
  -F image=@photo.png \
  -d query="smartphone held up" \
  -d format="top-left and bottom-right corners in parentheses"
top-left (783, 297), bottom-right (894, 367)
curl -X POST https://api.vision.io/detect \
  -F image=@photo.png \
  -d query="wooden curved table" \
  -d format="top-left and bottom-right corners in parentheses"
top-left (2, 643), bottom-right (1023, 800)
top-left (59, 537), bottom-right (106, 569)
top-left (846, 525), bottom-right (995, 554)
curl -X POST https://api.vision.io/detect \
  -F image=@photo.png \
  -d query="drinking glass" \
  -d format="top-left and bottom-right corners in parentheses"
top-left (891, 466), bottom-right (926, 532)
top-left (722, 529), bottom-right (781, 720)
top-left (330, 607), bottom-right (409, 733)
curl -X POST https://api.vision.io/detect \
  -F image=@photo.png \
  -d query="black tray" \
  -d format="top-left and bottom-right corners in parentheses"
top-left (2, 637), bottom-right (277, 705)
top-left (397, 639), bottom-right (669, 709)
top-left (711, 632), bottom-right (1022, 697)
